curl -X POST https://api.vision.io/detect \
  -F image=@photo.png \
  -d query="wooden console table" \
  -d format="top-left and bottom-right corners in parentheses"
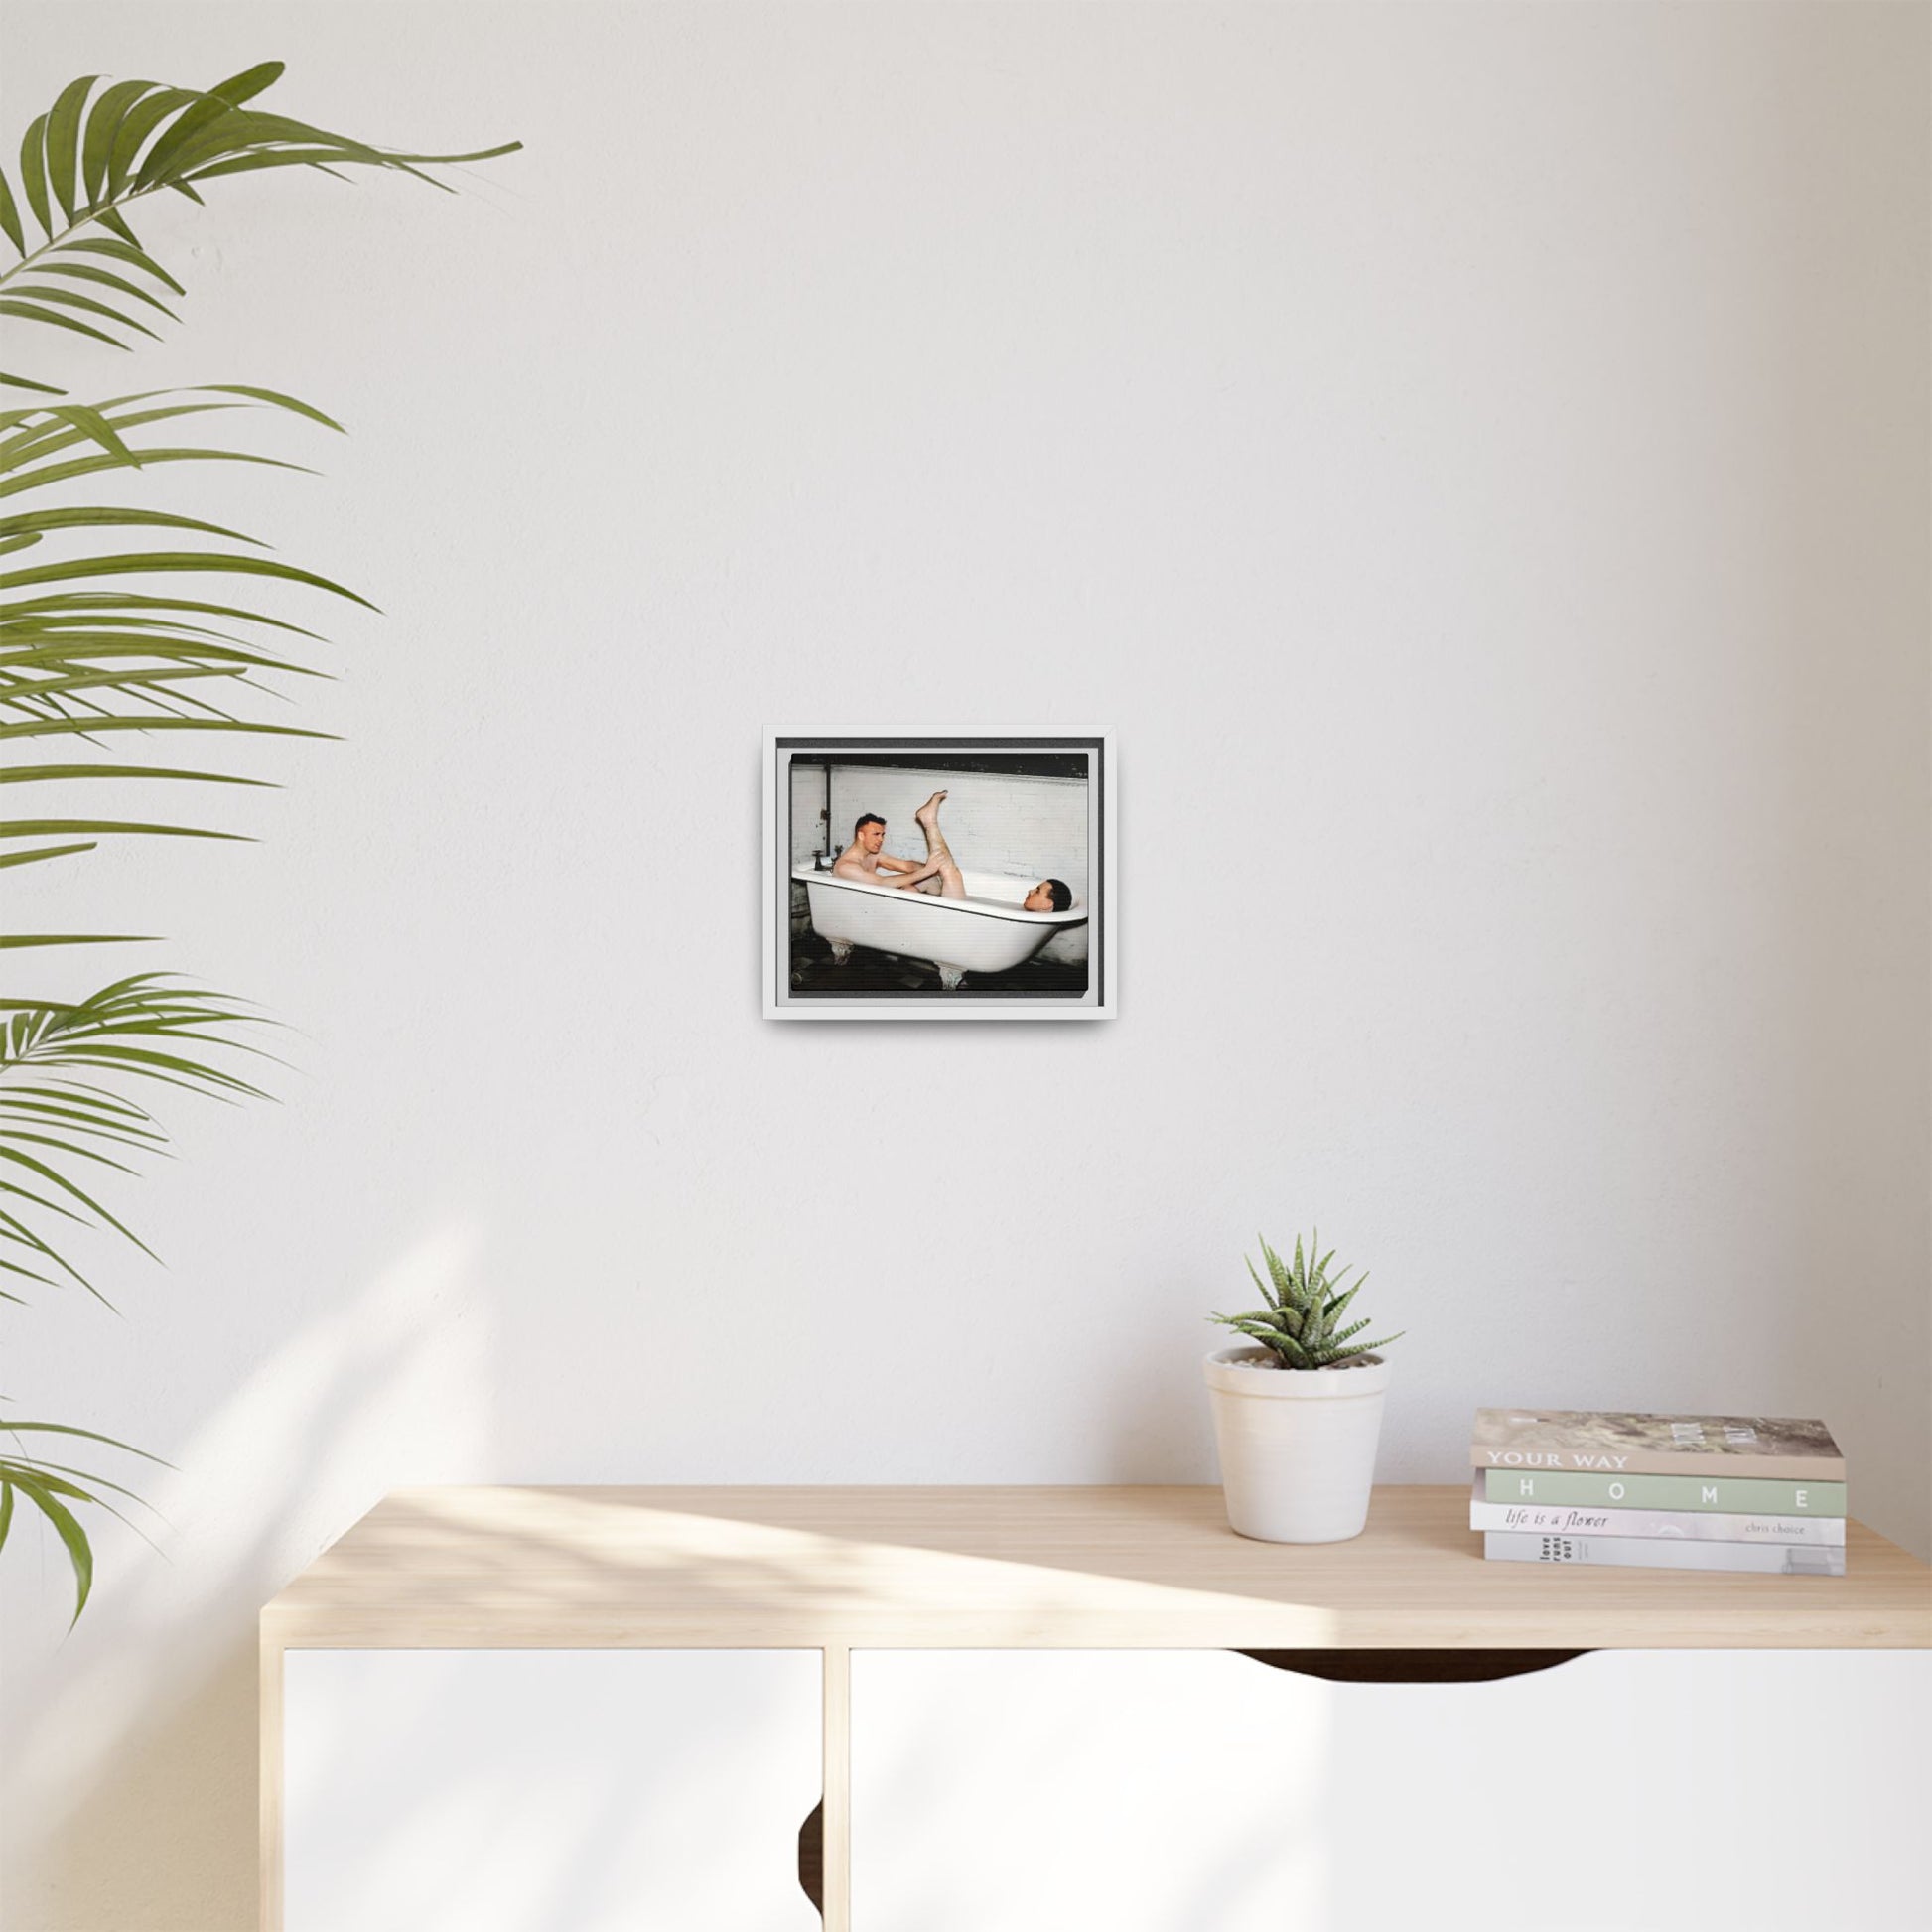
top-left (260, 1484), bottom-right (1932, 1930)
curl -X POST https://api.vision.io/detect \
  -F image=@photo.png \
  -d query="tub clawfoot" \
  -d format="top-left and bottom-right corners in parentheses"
top-left (936, 964), bottom-right (967, 991)
top-left (828, 939), bottom-right (853, 965)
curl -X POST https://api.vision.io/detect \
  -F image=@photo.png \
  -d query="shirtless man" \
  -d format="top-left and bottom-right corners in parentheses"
top-left (834, 792), bottom-right (961, 896)
top-left (833, 791), bottom-right (1072, 912)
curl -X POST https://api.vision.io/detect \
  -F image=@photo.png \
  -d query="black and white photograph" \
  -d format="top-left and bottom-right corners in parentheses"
top-left (763, 731), bottom-right (1115, 1019)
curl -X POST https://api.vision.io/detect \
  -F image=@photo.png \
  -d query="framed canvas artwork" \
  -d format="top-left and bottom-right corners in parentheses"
top-left (762, 730), bottom-right (1116, 1020)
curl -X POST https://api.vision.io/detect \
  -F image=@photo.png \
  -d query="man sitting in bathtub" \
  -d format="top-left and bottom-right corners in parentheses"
top-left (834, 792), bottom-right (1072, 913)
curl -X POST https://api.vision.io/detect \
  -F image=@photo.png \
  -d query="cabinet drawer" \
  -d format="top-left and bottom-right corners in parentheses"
top-left (284, 1648), bottom-right (821, 1932)
top-left (851, 1648), bottom-right (1931, 1931)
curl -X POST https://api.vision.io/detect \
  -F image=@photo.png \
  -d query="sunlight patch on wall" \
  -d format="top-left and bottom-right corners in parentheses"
top-left (6, 1220), bottom-right (490, 1871)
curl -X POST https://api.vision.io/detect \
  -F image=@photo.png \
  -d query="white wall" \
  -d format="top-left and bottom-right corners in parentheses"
top-left (3, 3), bottom-right (1926, 1927)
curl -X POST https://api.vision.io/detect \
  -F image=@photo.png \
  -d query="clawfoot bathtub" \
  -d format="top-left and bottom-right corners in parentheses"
top-left (793, 864), bottom-right (1085, 989)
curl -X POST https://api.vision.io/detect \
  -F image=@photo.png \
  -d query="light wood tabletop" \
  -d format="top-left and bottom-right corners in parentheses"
top-left (261, 1483), bottom-right (1932, 1651)
top-left (259, 1484), bottom-right (1932, 1929)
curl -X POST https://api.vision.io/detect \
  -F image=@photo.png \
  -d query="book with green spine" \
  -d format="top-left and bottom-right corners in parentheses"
top-left (1481, 1468), bottom-right (1846, 1515)
top-left (1467, 1476), bottom-right (1846, 1545)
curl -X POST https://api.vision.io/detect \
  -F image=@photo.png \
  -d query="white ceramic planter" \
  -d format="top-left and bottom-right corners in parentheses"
top-left (1203, 1346), bottom-right (1392, 1543)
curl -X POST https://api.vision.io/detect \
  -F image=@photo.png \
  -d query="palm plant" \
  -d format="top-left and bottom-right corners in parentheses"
top-left (0, 62), bottom-right (516, 1618)
top-left (1210, 1232), bottom-right (1404, 1370)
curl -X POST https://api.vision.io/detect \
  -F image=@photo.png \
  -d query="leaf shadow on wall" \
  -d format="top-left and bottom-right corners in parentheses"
top-left (5, 1224), bottom-right (489, 1932)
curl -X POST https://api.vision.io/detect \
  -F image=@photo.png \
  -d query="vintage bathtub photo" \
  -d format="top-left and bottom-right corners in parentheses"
top-left (762, 732), bottom-right (1115, 1020)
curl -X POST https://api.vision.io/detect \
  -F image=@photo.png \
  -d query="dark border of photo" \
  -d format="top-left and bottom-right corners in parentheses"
top-left (761, 729), bottom-right (1117, 1022)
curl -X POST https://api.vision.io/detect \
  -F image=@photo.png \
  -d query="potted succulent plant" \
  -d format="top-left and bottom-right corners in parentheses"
top-left (1204, 1233), bottom-right (1404, 1544)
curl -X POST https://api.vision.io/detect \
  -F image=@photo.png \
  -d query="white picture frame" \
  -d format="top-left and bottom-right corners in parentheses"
top-left (763, 729), bottom-right (1117, 1021)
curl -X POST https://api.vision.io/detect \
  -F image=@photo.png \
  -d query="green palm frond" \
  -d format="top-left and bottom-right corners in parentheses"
top-left (0, 974), bottom-right (268, 1305)
top-left (0, 63), bottom-right (519, 392)
top-left (0, 1418), bottom-right (170, 1623)
top-left (1210, 1231), bottom-right (1405, 1369)
top-left (1, 61), bottom-right (515, 1622)
top-left (0, 384), bottom-right (355, 943)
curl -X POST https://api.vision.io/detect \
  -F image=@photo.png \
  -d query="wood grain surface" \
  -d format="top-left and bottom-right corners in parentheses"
top-left (262, 1483), bottom-right (1932, 1651)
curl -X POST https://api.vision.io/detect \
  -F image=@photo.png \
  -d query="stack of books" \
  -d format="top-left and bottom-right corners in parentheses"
top-left (1469, 1408), bottom-right (1846, 1577)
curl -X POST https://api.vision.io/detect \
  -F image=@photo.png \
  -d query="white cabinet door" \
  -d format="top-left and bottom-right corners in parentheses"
top-left (285, 1648), bottom-right (821, 1932)
top-left (851, 1648), bottom-right (1931, 1932)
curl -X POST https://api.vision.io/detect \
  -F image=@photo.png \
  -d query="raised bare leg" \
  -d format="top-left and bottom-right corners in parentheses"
top-left (912, 790), bottom-right (965, 899)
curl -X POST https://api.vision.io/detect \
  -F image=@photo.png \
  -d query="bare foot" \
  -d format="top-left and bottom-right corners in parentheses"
top-left (913, 789), bottom-right (948, 831)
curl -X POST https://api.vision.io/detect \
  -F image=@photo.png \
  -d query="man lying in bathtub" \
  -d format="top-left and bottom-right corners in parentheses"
top-left (834, 792), bottom-right (1072, 913)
